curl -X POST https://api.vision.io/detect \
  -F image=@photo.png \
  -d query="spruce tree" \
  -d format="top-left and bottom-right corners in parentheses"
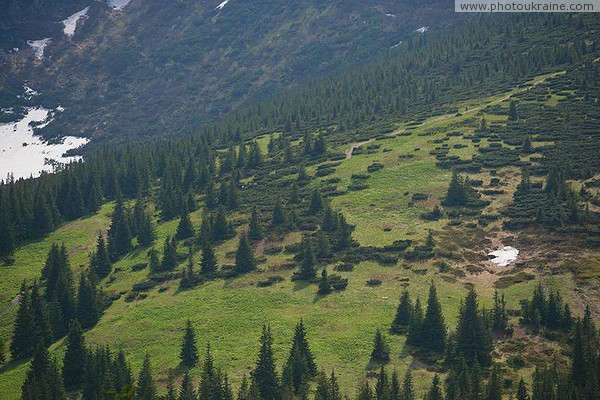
top-left (309, 189), bottom-right (323, 214)
top-left (180, 251), bottom-right (196, 289)
top-left (200, 239), bottom-right (218, 275)
top-left (21, 345), bottom-right (66, 400)
top-left (391, 290), bottom-right (412, 334)
top-left (91, 232), bottom-right (112, 279)
top-left (76, 271), bottom-right (99, 329)
top-left (176, 207), bottom-right (195, 240)
top-left (370, 329), bottom-right (390, 364)
top-left (107, 193), bottom-right (132, 261)
top-left (0, 208), bottom-right (16, 263)
top-left (137, 353), bottom-right (156, 400)
top-left (455, 288), bottom-right (493, 367)
top-left (295, 239), bottom-right (317, 281)
top-left (63, 320), bottom-right (86, 390)
top-left (516, 377), bottom-right (529, 400)
top-left (235, 232), bottom-right (257, 274)
top-left (11, 284), bottom-right (34, 360)
top-left (402, 370), bottom-right (415, 400)
top-left (180, 319), bottom-right (199, 367)
top-left (138, 213), bottom-right (156, 247)
top-left (179, 371), bottom-right (196, 400)
top-left (425, 375), bottom-right (443, 400)
top-left (213, 207), bottom-right (230, 242)
top-left (271, 198), bottom-right (287, 227)
top-left (443, 171), bottom-right (466, 207)
top-left (317, 268), bottom-right (331, 295)
top-left (315, 229), bottom-right (331, 260)
top-left (248, 206), bottom-right (263, 241)
top-left (421, 281), bottom-right (446, 352)
top-left (148, 249), bottom-right (161, 275)
top-left (485, 364), bottom-right (502, 400)
top-left (282, 320), bottom-right (317, 393)
top-left (254, 325), bottom-right (281, 400)
top-left (160, 236), bottom-right (178, 272)
top-left (407, 298), bottom-right (424, 347)
top-left (30, 282), bottom-right (52, 347)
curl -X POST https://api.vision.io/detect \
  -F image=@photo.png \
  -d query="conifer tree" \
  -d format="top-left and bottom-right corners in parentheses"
top-left (407, 298), bottom-right (423, 347)
top-left (91, 232), bottom-right (112, 279)
top-left (309, 189), bottom-right (323, 214)
top-left (180, 250), bottom-right (196, 289)
top-left (138, 213), bottom-right (156, 247)
top-left (492, 290), bottom-right (508, 333)
top-left (443, 171), bottom-right (466, 207)
top-left (402, 370), bottom-right (415, 400)
top-left (76, 271), bottom-right (99, 329)
top-left (289, 183), bottom-right (300, 204)
top-left (508, 100), bottom-right (518, 121)
top-left (455, 288), bottom-right (492, 367)
top-left (282, 320), bottom-right (317, 393)
top-left (114, 349), bottom-right (133, 394)
top-left (421, 281), bottom-right (446, 352)
top-left (315, 229), bottom-right (331, 260)
top-left (425, 375), bottom-right (443, 400)
top-left (314, 371), bottom-right (330, 400)
top-left (248, 206), bottom-right (263, 241)
top-left (235, 232), bottom-right (257, 274)
top-left (107, 193), bottom-right (132, 261)
top-left (227, 181), bottom-right (239, 210)
top-left (317, 268), bottom-right (331, 295)
top-left (176, 207), bottom-right (195, 240)
top-left (271, 198), bottom-right (287, 227)
top-left (391, 290), bottom-right (412, 334)
top-left (295, 239), bottom-right (317, 281)
top-left (200, 239), bottom-right (218, 275)
top-left (0, 209), bottom-right (16, 263)
top-left (213, 207), bottom-right (230, 242)
top-left (485, 364), bottom-right (502, 400)
top-left (63, 320), bottom-right (86, 390)
top-left (30, 282), bottom-right (52, 347)
top-left (370, 329), bottom-right (390, 364)
top-left (0, 336), bottom-right (5, 364)
top-left (254, 325), bottom-right (281, 400)
top-left (148, 249), bottom-right (161, 275)
top-left (21, 346), bottom-right (66, 400)
top-left (180, 320), bottom-right (199, 367)
top-left (333, 213), bottom-right (353, 250)
top-left (179, 371), bottom-right (196, 400)
top-left (137, 353), bottom-right (156, 400)
top-left (11, 284), bottom-right (34, 360)
top-left (161, 236), bottom-right (178, 272)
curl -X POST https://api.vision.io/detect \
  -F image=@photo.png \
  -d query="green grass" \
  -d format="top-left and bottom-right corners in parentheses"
top-left (0, 71), bottom-right (582, 398)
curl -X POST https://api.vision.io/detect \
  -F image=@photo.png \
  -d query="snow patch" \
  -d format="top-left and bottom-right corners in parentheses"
top-left (415, 26), bottom-right (429, 33)
top-left (27, 38), bottom-right (51, 60)
top-left (385, 13), bottom-right (395, 17)
top-left (0, 108), bottom-right (89, 180)
top-left (390, 41), bottom-right (403, 49)
top-left (216, 0), bottom-right (230, 10)
top-left (62, 7), bottom-right (90, 37)
top-left (106, 0), bottom-right (131, 10)
top-left (488, 246), bottom-right (519, 267)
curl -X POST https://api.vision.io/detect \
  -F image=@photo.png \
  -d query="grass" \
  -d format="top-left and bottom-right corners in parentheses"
top-left (0, 71), bottom-right (588, 398)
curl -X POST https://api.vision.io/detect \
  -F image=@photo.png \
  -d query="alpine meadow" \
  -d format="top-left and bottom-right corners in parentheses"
top-left (1, 1), bottom-right (600, 400)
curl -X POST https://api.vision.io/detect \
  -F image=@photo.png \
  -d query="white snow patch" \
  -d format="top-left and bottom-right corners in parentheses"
top-left (62, 7), bottom-right (90, 37)
top-left (106, 0), bottom-right (131, 10)
top-left (488, 246), bottom-right (519, 267)
top-left (0, 108), bottom-right (89, 180)
top-left (415, 26), bottom-right (429, 33)
top-left (390, 40), bottom-right (403, 49)
top-left (385, 13), bottom-right (395, 17)
top-left (27, 38), bottom-right (51, 60)
top-left (23, 85), bottom-right (40, 100)
top-left (216, 0), bottom-right (229, 10)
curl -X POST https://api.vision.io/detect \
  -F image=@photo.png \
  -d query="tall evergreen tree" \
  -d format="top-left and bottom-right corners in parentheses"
top-left (90, 232), bottom-right (112, 279)
top-left (235, 232), bottom-right (257, 274)
top-left (21, 346), bottom-right (66, 400)
top-left (402, 370), bottom-right (415, 400)
top-left (421, 281), bottom-right (446, 352)
top-left (407, 298), bottom-right (424, 347)
top-left (137, 353), bottom-right (156, 400)
top-left (425, 375), bottom-right (443, 400)
top-left (309, 190), bottom-right (323, 214)
top-left (107, 194), bottom-right (132, 261)
top-left (63, 320), bottom-right (86, 390)
top-left (213, 207), bottom-right (230, 242)
top-left (179, 371), bottom-right (196, 400)
top-left (370, 329), bottom-right (390, 364)
top-left (180, 320), bottom-right (199, 367)
top-left (11, 284), bottom-right (34, 360)
top-left (455, 288), bottom-right (493, 367)
top-left (317, 268), bottom-right (331, 295)
top-left (254, 325), bottom-right (281, 400)
top-left (248, 206), bottom-right (263, 241)
top-left (271, 198), bottom-right (287, 227)
top-left (295, 239), bottom-right (316, 281)
top-left (516, 377), bottom-right (529, 400)
top-left (76, 271), bottom-right (99, 329)
top-left (160, 236), bottom-right (178, 272)
top-left (282, 320), bottom-right (317, 393)
top-left (200, 239), bottom-right (218, 275)
top-left (0, 206), bottom-right (16, 262)
top-left (138, 213), bottom-right (156, 247)
top-left (176, 207), bottom-right (195, 240)
top-left (391, 290), bottom-right (412, 334)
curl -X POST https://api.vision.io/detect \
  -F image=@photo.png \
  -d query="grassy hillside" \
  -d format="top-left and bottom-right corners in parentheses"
top-left (1, 71), bottom-right (597, 398)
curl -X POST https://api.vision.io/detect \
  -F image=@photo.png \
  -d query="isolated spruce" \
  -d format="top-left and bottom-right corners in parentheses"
top-left (370, 329), bottom-right (390, 363)
top-left (160, 236), bottom-right (178, 271)
top-left (248, 206), bottom-right (263, 241)
top-left (180, 319), bottom-right (199, 367)
top-left (63, 320), bottom-right (86, 390)
top-left (282, 320), bottom-right (317, 393)
top-left (235, 232), bottom-right (257, 274)
top-left (296, 239), bottom-right (317, 281)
